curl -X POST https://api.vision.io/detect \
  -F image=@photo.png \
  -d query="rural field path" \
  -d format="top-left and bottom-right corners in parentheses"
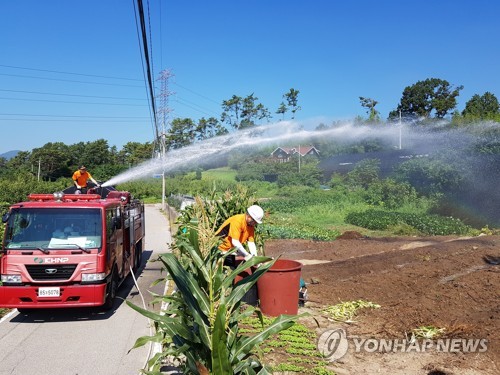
top-left (0, 204), bottom-right (172, 375)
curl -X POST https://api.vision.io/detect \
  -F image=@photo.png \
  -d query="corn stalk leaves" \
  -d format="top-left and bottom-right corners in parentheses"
top-left (256, 367), bottom-right (273, 375)
top-left (211, 303), bottom-right (233, 374)
top-left (175, 236), bottom-right (210, 283)
top-left (225, 257), bottom-right (276, 309)
top-left (158, 253), bottom-right (209, 315)
top-left (157, 253), bottom-right (211, 347)
top-left (233, 358), bottom-right (273, 374)
top-left (143, 351), bottom-right (168, 375)
top-left (222, 256), bottom-right (275, 289)
top-left (126, 301), bottom-right (197, 344)
top-left (127, 331), bottom-right (163, 352)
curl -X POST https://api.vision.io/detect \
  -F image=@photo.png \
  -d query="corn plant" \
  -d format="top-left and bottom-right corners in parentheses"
top-left (412, 325), bottom-right (446, 339)
top-left (128, 189), bottom-right (303, 374)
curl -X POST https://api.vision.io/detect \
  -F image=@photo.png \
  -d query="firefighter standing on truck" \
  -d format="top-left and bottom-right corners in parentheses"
top-left (215, 205), bottom-right (264, 268)
top-left (72, 165), bottom-right (99, 193)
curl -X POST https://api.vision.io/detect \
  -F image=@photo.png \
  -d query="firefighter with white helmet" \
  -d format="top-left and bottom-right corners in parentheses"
top-left (215, 204), bottom-right (264, 267)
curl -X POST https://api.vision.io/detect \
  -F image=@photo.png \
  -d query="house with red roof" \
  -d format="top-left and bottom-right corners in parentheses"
top-left (271, 145), bottom-right (320, 162)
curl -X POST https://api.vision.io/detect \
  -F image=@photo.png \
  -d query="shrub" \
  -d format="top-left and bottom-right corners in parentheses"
top-left (346, 158), bottom-right (380, 188)
top-left (393, 158), bottom-right (463, 195)
top-left (259, 223), bottom-right (339, 241)
top-left (345, 209), bottom-right (472, 235)
top-left (363, 179), bottom-right (418, 209)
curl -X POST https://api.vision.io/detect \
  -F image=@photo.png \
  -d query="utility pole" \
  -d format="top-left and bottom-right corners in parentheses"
top-left (156, 69), bottom-right (174, 211)
top-left (398, 110), bottom-right (402, 150)
top-left (37, 158), bottom-right (41, 181)
top-left (298, 145), bottom-right (301, 173)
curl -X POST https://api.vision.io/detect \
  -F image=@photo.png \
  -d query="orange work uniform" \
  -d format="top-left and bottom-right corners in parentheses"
top-left (215, 213), bottom-right (255, 252)
top-left (72, 170), bottom-right (94, 188)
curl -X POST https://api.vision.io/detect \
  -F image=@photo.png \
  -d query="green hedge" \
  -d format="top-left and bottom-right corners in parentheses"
top-left (259, 223), bottom-right (339, 241)
top-left (345, 209), bottom-right (472, 235)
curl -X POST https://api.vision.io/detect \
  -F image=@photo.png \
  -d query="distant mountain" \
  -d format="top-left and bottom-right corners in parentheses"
top-left (0, 150), bottom-right (20, 160)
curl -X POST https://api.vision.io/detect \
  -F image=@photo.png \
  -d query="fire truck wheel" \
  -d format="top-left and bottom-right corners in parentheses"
top-left (103, 269), bottom-right (118, 310)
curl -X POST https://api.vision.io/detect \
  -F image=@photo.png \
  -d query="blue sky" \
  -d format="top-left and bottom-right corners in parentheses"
top-left (1, 0), bottom-right (499, 155)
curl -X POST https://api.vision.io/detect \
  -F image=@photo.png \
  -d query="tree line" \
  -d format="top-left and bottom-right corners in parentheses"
top-left (361, 78), bottom-right (500, 123)
top-left (0, 77), bottom-right (498, 183)
top-left (0, 140), bottom-right (153, 182)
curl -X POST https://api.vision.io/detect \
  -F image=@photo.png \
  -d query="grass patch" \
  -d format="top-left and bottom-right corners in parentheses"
top-left (200, 167), bottom-right (237, 182)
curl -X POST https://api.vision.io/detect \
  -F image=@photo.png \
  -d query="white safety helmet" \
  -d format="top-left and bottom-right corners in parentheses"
top-left (247, 205), bottom-right (264, 224)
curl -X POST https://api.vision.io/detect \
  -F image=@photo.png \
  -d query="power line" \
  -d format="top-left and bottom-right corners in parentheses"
top-left (0, 113), bottom-right (148, 119)
top-left (0, 88), bottom-right (146, 101)
top-left (132, 0), bottom-right (156, 144)
top-left (135, 0), bottom-right (158, 138)
top-left (0, 64), bottom-right (143, 81)
top-left (0, 73), bottom-right (144, 88)
top-left (0, 97), bottom-right (147, 106)
top-left (1, 69), bottom-right (223, 114)
top-left (172, 97), bottom-right (219, 117)
top-left (172, 81), bottom-right (221, 105)
top-left (0, 118), bottom-right (146, 123)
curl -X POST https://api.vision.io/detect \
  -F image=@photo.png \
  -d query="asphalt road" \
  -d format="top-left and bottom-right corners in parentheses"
top-left (0, 204), bottom-right (172, 375)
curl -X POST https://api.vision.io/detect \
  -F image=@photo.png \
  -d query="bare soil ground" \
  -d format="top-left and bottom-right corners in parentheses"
top-left (264, 234), bottom-right (500, 375)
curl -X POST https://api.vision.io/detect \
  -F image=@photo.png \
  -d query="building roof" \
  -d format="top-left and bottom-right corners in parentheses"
top-left (271, 145), bottom-right (319, 157)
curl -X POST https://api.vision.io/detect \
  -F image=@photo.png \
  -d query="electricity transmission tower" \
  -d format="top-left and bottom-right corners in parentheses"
top-left (156, 69), bottom-right (175, 209)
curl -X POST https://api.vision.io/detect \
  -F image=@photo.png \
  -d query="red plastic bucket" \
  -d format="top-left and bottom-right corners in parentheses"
top-left (234, 257), bottom-right (258, 306)
top-left (257, 259), bottom-right (303, 316)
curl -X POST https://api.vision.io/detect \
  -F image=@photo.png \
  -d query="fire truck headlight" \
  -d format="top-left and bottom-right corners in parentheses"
top-left (1, 274), bottom-right (22, 284)
top-left (82, 273), bottom-right (106, 283)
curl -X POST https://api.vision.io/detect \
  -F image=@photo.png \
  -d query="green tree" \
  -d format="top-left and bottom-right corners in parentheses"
top-left (167, 118), bottom-right (196, 149)
top-left (221, 94), bottom-right (270, 129)
top-left (83, 139), bottom-right (112, 166)
top-left (221, 95), bottom-right (243, 129)
top-left (30, 142), bottom-right (72, 180)
top-left (284, 88), bottom-right (301, 119)
top-left (462, 92), bottom-right (500, 120)
top-left (389, 78), bottom-right (463, 119)
top-left (241, 94), bottom-right (270, 128)
top-left (276, 101), bottom-right (288, 120)
top-left (359, 96), bottom-right (381, 122)
top-left (118, 141), bottom-right (154, 166)
top-left (195, 117), bottom-right (228, 140)
top-left (68, 139), bottom-right (112, 168)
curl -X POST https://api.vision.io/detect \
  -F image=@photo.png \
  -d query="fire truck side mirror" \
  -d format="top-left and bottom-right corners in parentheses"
top-left (112, 216), bottom-right (122, 230)
top-left (2, 212), bottom-right (10, 223)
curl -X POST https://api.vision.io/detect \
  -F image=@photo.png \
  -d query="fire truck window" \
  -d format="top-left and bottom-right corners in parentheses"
top-left (106, 210), bottom-right (114, 241)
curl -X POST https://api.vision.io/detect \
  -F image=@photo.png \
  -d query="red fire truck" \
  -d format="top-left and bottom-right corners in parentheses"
top-left (0, 188), bottom-right (145, 311)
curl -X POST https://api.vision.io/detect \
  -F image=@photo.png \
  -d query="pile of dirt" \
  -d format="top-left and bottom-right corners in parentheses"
top-left (264, 235), bottom-right (500, 375)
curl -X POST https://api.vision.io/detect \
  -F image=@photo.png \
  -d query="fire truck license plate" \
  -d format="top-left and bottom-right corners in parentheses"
top-left (38, 287), bottom-right (60, 297)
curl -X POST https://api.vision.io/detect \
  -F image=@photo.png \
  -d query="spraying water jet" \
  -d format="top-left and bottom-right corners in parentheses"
top-left (101, 120), bottom-right (408, 187)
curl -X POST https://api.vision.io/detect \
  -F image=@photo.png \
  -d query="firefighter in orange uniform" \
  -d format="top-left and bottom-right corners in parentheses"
top-left (215, 205), bottom-right (264, 268)
top-left (72, 165), bottom-right (99, 193)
